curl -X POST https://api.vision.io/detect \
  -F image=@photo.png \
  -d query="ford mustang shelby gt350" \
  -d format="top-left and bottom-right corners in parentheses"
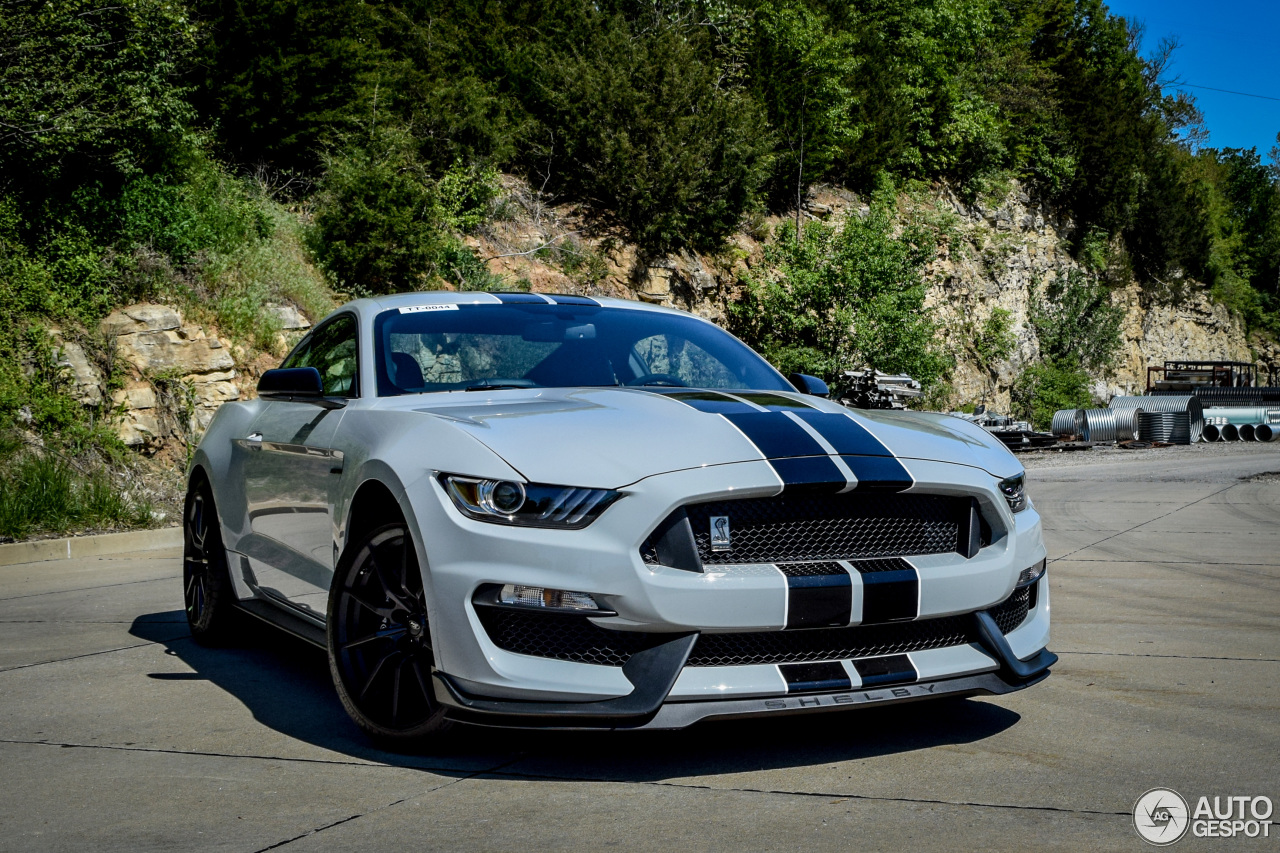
top-left (183, 291), bottom-right (1054, 743)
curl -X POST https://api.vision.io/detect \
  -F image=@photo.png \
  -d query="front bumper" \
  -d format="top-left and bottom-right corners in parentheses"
top-left (431, 603), bottom-right (1056, 730)
top-left (403, 455), bottom-right (1052, 724)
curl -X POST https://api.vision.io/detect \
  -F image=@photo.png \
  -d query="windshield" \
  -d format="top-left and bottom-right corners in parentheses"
top-left (372, 303), bottom-right (791, 397)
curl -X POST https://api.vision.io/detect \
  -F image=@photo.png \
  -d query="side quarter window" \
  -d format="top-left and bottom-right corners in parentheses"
top-left (286, 314), bottom-right (359, 397)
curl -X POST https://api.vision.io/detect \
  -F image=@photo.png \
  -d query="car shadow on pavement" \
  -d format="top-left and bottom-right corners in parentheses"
top-left (131, 612), bottom-right (1022, 781)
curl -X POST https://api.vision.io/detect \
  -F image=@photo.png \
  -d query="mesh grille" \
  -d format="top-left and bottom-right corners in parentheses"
top-left (476, 609), bottom-right (658, 667)
top-left (990, 584), bottom-right (1034, 635)
top-left (689, 616), bottom-right (970, 667)
top-left (476, 587), bottom-right (1034, 668)
top-left (852, 558), bottom-right (914, 573)
top-left (651, 493), bottom-right (968, 566)
top-left (776, 561), bottom-right (847, 577)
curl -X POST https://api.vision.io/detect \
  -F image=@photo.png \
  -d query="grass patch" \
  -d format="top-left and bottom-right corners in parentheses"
top-left (0, 452), bottom-right (154, 540)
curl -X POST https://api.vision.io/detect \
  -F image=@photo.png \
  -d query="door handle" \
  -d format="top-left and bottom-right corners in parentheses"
top-left (234, 433), bottom-right (265, 452)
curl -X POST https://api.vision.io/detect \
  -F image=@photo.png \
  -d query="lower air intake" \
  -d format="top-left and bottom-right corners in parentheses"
top-left (477, 586), bottom-right (1034, 668)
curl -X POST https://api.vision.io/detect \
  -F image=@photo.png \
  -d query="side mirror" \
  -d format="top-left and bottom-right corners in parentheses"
top-left (788, 373), bottom-right (829, 397)
top-left (258, 367), bottom-right (345, 408)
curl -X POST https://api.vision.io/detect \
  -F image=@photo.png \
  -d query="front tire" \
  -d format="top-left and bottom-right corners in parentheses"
top-left (183, 477), bottom-right (239, 645)
top-left (327, 523), bottom-right (452, 745)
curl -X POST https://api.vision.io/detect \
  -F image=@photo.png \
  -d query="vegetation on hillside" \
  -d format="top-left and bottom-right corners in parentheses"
top-left (730, 193), bottom-right (950, 392)
top-left (2, 0), bottom-right (1280, 535)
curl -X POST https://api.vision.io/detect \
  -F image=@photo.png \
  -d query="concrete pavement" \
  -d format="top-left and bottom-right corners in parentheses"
top-left (0, 448), bottom-right (1276, 851)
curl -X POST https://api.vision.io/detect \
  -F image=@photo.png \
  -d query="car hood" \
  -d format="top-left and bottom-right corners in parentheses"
top-left (383, 388), bottom-right (1021, 488)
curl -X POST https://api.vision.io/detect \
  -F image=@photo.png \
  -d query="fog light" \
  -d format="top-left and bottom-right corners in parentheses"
top-left (498, 584), bottom-right (601, 612)
top-left (1017, 558), bottom-right (1047, 587)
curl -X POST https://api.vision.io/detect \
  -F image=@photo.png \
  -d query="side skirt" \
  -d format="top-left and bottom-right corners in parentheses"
top-left (234, 599), bottom-right (328, 649)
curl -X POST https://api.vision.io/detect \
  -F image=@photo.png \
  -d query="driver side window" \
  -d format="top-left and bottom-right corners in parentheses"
top-left (283, 314), bottom-right (359, 397)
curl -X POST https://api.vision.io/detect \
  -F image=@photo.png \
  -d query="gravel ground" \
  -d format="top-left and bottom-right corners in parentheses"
top-left (1017, 436), bottom-right (1280, 471)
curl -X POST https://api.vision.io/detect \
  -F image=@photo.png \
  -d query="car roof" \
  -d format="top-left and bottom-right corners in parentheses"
top-left (322, 291), bottom-right (712, 328)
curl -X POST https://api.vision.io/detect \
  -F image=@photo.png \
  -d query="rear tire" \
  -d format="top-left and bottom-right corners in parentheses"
top-left (183, 477), bottom-right (240, 645)
top-left (327, 523), bottom-right (453, 746)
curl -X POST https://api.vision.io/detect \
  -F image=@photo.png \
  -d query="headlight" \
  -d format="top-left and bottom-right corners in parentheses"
top-left (999, 474), bottom-right (1028, 513)
top-left (441, 474), bottom-right (621, 529)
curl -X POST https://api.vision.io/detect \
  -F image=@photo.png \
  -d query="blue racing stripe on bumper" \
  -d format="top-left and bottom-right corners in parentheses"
top-left (852, 558), bottom-right (920, 623)
top-left (780, 661), bottom-right (853, 694)
top-left (852, 654), bottom-right (918, 687)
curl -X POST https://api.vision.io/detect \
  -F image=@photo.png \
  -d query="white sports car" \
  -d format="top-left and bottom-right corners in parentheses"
top-left (183, 291), bottom-right (1054, 744)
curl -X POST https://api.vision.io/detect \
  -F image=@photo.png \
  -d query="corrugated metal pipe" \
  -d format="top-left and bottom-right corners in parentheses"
top-left (1111, 396), bottom-right (1203, 443)
top-left (1081, 408), bottom-right (1118, 443)
top-left (1112, 406), bottom-right (1143, 440)
top-left (1137, 411), bottom-right (1193, 444)
top-left (1051, 408), bottom-right (1084, 438)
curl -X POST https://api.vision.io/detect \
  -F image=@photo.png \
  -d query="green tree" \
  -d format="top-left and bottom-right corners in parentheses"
top-left (1013, 268), bottom-right (1124, 428)
top-left (0, 0), bottom-right (198, 187)
top-left (515, 9), bottom-right (771, 253)
top-left (310, 125), bottom-right (498, 293)
top-left (749, 1), bottom-right (859, 238)
top-left (730, 195), bottom-right (948, 390)
top-left (186, 0), bottom-right (385, 171)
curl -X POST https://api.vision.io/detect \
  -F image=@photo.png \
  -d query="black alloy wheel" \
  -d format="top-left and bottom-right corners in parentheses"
top-left (182, 478), bottom-right (238, 644)
top-left (328, 523), bottom-right (452, 743)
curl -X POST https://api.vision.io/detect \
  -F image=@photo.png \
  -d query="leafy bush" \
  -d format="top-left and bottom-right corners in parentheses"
top-left (1013, 269), bottom-right (1124, 427)
top-left (1012, 362), bottom-right (1092, 431)
top-left (1030, 270), bottom-right (1125, 373)
top-left (311, 127), bottom-right (499, 292)
top-left (730, 193), bottom-right (949, 392)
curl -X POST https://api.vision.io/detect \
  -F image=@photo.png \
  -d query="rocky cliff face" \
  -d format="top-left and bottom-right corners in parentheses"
top-left (64, 178), bottom-right (1276, 456)
top-left (54, 303), bottom-right (310, 455)
top-left (470, 177), bottom-right (1276, 413)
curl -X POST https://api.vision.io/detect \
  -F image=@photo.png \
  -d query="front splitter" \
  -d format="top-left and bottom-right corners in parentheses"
top-left (438, 669), bottom-right (1045, 731)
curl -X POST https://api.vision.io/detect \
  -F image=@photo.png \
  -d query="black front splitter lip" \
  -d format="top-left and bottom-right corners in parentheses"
top-left (434, 668), bottom-right (1048, 732)
top-left (434, 604), bottom-right (1057, 730)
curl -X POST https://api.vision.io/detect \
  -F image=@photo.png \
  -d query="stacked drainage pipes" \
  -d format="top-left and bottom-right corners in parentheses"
top-left (1201, 406), bottom-right (1280, 442)
top-left (1110, 395), bottom-right (1203, 444)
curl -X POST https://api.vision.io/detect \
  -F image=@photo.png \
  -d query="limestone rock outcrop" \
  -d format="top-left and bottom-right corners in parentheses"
top-left (50, 303), bottom-right (308, 452)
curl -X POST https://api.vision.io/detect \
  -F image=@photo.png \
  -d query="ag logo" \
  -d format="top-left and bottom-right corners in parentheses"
top-left (1134, 788), bottom-right (1190, 845)
top-left (709, 516), bottom-right (731, 551)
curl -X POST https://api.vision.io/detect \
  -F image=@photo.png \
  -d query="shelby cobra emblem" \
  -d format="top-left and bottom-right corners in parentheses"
top-left (181, 290), bottom-right (1055, 745)
top-left (710, 516), bottom-right (731, 551)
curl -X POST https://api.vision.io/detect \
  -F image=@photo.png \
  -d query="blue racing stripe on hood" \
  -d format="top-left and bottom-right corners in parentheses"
top-left (792, 410), bottom-right (893, 457)
top-left (723, 411), bottom-right (827, 458)
top-left (842, 456), bottom-right (913, 492)
top-left (651, 389), bottom-right (760, 414)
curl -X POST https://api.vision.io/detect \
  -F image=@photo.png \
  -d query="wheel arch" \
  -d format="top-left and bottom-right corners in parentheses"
top-left (343, 476), bottom-right (411, 555)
